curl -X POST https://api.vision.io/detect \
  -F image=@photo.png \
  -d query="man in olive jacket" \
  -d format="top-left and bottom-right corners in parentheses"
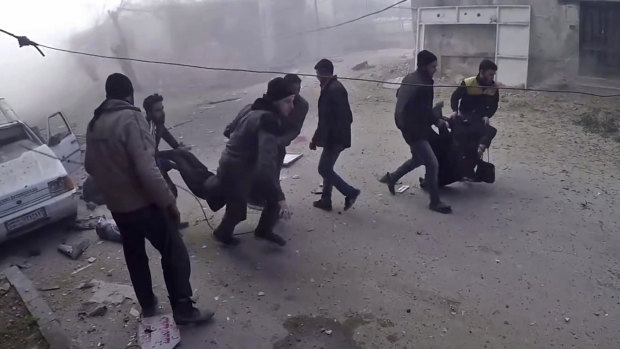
top-left (85, 73), bottom-right (213, 325)
top-left (310, 59), bottom-right (360, 212)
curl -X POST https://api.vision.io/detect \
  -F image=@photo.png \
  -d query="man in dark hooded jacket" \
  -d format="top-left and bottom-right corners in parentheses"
top-left (85, 73), bottom-right (213, 325)
top-left (212, 78), bottom-right (296, 247)
top-left (379, 50), bottom-right (452, 214)
top-left (223, 74), bottom-right (309, 206)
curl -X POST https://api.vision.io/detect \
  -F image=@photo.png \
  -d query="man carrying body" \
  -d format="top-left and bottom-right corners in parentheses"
top-left (224, 74), bottom-right (309, 207)
top-left (449, 59), bottom-right (499, 170)
top-left (212, 78), bottom-right (296, 247)
top-left (85, 73), bottom-right (213, 324)
top-left (310, 59), bottom-right (361, 212)
top-left (379, 50), bottom-right (452, 214)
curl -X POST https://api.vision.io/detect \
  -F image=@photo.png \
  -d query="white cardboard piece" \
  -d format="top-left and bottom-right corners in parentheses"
top-left (138, 314), bottom-right (181, 349)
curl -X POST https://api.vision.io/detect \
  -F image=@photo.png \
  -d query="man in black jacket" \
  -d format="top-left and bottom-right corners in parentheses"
top-left (212, 78), bottom-right (296, 246)
top-left (310, 59), bottom-right (361, 212)
top-left (380, 50), bottom-right (452, 214)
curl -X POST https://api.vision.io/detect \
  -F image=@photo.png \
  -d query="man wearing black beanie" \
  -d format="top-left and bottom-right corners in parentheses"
top-left (85, 73), bottom-right (214, 324)
top-left (211, 77), bottom-right (296, 246)
top-left (380, 50), bottom-right (453, 214)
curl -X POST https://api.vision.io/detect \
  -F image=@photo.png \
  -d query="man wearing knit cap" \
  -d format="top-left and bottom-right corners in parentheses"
top-left (211, 77), bottom-right (296, 246)
top-left (85, 73), bottom-right (214, 324)
top-left (380, 50), bottom-right (453, 214)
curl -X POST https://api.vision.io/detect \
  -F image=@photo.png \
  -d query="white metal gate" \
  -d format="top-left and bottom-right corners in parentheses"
top-left (415, 5), bottom-right (531, 87)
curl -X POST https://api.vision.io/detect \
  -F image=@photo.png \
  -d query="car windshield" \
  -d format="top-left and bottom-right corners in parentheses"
top-left (0, 123), bottom-right (43, 164)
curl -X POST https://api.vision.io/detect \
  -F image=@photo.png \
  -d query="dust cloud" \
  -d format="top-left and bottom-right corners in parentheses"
top-left (0, 0), bottom-right (412, 133)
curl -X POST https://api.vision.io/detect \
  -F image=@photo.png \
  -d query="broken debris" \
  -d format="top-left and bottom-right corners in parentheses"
top-left (352, 61), bottom-right (373, 71)
top-left (96, 218), bottom-right (123, 243)
top-left (138, 314), bottom-right (181, 349)
top-left (88, 257), bottom-right (97, 263)
top-left (57, 240), bottom-right (90, 260)
top-left (130, 307), bottom-right (140, 318)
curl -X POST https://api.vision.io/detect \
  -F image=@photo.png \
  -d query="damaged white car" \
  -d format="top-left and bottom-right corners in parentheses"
top-left (0, 98), bottom-right (81, 243)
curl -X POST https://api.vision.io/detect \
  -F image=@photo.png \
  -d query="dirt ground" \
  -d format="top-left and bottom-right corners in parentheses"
top-left (0, 279), bottom-right (50, 349)
top-left (1, 49), bottom-right (619, 349)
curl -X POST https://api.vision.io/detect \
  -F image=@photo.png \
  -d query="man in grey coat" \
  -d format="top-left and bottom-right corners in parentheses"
top-left (212, 77), bottom-right (296, 246)
top-left (85, 73), bottom-right (213, 324)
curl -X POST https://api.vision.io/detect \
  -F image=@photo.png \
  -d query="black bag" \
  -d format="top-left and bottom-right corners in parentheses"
top-left (475, 160), bottom-right (495, 183)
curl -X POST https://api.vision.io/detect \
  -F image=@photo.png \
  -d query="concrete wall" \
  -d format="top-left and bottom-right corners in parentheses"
top-left (410, 0), bottom-right (620, 85)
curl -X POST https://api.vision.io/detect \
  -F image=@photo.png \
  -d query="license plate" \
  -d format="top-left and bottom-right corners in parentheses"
top-left (6, 208), bottom-right (47, 232)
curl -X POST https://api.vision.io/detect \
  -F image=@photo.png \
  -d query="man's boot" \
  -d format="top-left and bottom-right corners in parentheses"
top-left (213, 222), bottom-right (240, 246)
top-left (379, 173), bottom-right (396, 195)
top-left (254, 205), bottom-right (286, 246)
top-left (171, 298), bottom-right (214, 325)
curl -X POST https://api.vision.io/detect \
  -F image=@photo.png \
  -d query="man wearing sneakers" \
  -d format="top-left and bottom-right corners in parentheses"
top-left (380, 50), bottom-right (452, 214)
top-left (85, 73), bottom-right (214, 324)
top-left (310, 59), bottom-right (361, 212)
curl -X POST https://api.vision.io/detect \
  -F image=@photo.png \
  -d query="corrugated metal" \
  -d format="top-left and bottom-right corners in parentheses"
top-left (580, 2), bottom-right (620, 78)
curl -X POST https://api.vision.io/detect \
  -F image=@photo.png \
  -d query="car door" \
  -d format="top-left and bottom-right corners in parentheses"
top-left (47, 112), bottom-right (81, 174)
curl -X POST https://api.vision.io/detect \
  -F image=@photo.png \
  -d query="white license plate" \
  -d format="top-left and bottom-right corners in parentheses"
top-left (6, 208), bottom-right (47, 232)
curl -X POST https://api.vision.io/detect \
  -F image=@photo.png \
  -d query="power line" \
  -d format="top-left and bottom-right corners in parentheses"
top-left (305, 0), bottom-right (409, 33)
top-left (2, 28), bottom-right (620, 97)
top-left (37, 44), bottom-right (620, 98)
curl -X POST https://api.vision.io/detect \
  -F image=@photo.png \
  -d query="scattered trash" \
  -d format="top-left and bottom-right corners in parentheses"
top-left (594, 312), bottom-right (601, 317)
top-left (397, 185), bottom-right (410, 193)
top-left (382, 76), bottom-right (404, 89)
top-left (88, 257), bottom-right (97, 263)
top-left (406, 309), bottom-right (411, 313)
top-left (257, 291), bottom-right (265, 297)
top-left (130, 307), bottom-right (141, 318)
top-left (311, 188), bottom-right (323, 195)
top-left (38, 285), bottom-right (61, 291)
top-left (58, 240), bottom-right (90, 260)
top-left (352, 61), bottom-right (373, 71)
top-left (283, 153), bottom-right (303, 167)
top-left (580, 201), bottom-right (591, 210)
top-left (139, 314), bottom-right (181, 349)
top-left (70, 216), bottom-right (102, 231)
top-left (495, 259), bottom-right (501, 264)
top-left (564, 317), bottom-right (570, 323)
top-left (89, 280), bottom-right (137, 305)
top-left (201, 245), bottom-right (207, 249)
top-left (96, 218), bottom-right (123, 243)
top-left (89, 304), bottom-right (108, 317)
top-left (208, 97), bottom-right (241, 105)
top-left (320, 328), bottom-right (333, 335)
top-left (77, 280), bottom-right (96, 290)
top-left (529, 322), bottom-right (536, 326)
top-left (71, 264), bottom-right (93, 275)
top-left (292, 175), bottom-right (301, 179)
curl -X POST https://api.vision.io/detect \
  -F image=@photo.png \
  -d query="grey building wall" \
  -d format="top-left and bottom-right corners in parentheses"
top-left (409, 0), bottom-right (619, 85)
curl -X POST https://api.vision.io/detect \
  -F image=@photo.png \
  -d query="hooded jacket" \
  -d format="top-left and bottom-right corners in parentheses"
top-left (394, 70), bottom-right (439, 143)
top-left (85, 99), bottom-right (175, 213)
top-left (217, 98), bottom-right (283, 203)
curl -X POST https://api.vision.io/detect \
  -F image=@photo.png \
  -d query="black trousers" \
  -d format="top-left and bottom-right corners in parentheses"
top-left (112, 205), bottom-right (193, 308)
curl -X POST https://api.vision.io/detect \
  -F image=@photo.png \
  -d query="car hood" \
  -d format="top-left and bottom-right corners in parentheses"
top-left (0, 144), bottom-right (67, 193)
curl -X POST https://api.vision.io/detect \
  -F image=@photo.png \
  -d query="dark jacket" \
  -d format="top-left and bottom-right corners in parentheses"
top-left (312, 77), bottom-right (353, 148)
top-left (151, 123), bottom-right (180, 151)
top-left (217, 98), bottom-right (283, 203)
top-left (450, 76), bottom-right (499, 119)
top-left (223, 95), bottom-right (308, 203)
top-left (85, 99), bottom-right (175, 213)
top-left (224, 94), bottom-right (309, 148)
top-left (394, 70), bottom-right (439, 143)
